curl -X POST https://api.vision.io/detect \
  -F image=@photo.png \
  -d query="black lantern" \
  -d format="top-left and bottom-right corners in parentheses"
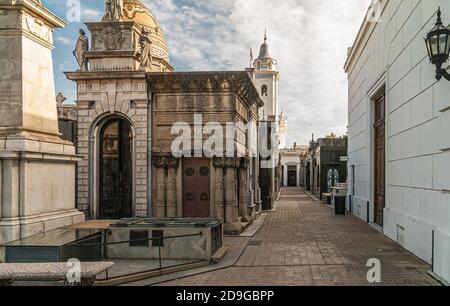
top-left (425, 7), bottom-right (450, 81)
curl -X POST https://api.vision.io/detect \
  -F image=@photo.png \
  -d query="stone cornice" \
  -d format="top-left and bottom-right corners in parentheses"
top-left (0, 0), bottom-right (66, 28)
top-left (344, 0), bottom-right (388, 74)
top-left (147, 72), bottom-right (264, 108)
top-left (65, 70), bottom-right (147, 81)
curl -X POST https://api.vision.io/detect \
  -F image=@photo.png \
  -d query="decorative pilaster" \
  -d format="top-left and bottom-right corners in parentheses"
top-left (153, 156), bottom-right (166, 218)
top-left (166, 158), bottom-right (179, 218)
top-left (213, 157), bottom-right (240, 229)
top-left (153, 155), bottom-right (179, 218)
top-left (213, 158), bottom-right (226, 220)
top-left (239, 157), bottom-right (250, 222)
top-left (224, 158), bottom-right (241, 233)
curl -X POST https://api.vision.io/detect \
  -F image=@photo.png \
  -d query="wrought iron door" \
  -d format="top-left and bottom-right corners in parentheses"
top-left (99, 119), bottom-right (133, 220)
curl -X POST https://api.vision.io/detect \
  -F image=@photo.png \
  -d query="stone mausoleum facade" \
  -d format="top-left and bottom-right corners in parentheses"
top-left (66, 0), bottom-right (264, 233)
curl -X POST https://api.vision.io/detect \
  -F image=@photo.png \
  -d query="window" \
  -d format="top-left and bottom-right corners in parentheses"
top-left (184, 167), bottom-right (195, 177)
top-left (261, 85), bottom-right (268, 97)
top-left (130, 231), bottom-right (149, 247)
top-left (199, 167), bottom-right (209, 176)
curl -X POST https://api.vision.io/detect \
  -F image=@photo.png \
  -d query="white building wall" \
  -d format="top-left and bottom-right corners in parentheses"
top-left (347, 0), bottom-right (450, 283)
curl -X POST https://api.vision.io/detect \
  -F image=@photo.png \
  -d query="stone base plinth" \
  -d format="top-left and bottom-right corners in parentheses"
top-left (0, 137), bottom-right (85, 245)
top-left (223, 221), bottom-right (244, 236)
top-left (0, 209), bottom-right (85, 245)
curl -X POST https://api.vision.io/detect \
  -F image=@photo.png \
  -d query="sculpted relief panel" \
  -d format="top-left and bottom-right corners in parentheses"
top-left (97, 25), bottom-right (125, 50)
top-left (1, 11), bottom-right (53, 45)
top-left (89, 24), bottom-right (135, 52)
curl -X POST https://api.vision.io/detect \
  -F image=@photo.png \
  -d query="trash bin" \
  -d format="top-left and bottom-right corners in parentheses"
top-left (335, 196), bottom-right (346, 215)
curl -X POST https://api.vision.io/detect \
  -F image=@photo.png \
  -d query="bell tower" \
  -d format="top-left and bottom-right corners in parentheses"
top-left (253, 32), bottom-right (280, 121)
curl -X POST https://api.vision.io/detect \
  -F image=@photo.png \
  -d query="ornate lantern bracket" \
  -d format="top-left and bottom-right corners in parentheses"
top-left (425, 8), bottom-right (450, 81)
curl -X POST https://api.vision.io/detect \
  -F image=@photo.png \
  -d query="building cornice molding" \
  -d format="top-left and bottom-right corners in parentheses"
top-left (65, 70), bottom-right (147, 81)
top-left (344, 0), bottom-right (388, 74)
top-left (0, 0), bottom-right (66, 28)
top-left (147, 71), bottom-right (264, 108)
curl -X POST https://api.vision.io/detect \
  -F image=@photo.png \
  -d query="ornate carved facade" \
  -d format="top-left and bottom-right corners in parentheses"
top-left (149, 72), bottom-right (262, 233)
top-left (66, 0), bottom-right (264, 234)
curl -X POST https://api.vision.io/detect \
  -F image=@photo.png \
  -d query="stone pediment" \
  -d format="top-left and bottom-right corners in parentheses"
top-left (147, 72), bottom-right (264, 108)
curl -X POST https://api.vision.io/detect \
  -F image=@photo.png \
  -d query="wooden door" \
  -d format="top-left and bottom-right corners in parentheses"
top-left (99, 119), bottom-right (133, 220)
top-left (183, 158), bottom-right (211, 217)
top-left (288, 166), bottom-right (297, 187)
top-left (374, 92), bottom-right (386, 226)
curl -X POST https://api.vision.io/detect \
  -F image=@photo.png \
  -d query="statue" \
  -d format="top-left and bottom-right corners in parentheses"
top-left (73, 29), bottom-right (89, 71)
top-left (139, 27), bottom-right (153, 70)
top-left (56, 93), bottom-right (67, 105)
top-left (103, 0), bottom-right (124, 21)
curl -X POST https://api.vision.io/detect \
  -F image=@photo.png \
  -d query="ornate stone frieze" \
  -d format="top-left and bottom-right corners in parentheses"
top-left (213, 157), bottom-right (241, 169)
top-left (153, 155), bottom-right (179, 169)
top-left (155, 114), bottom-right (236, 125)
top-left (147, 72), bottom-right (263, 107)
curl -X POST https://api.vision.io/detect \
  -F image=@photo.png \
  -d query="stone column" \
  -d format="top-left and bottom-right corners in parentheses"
top-left (297, 164), bottom-right (301, 187)
top-left (247, 158), bottom-right (256, 219)
top-left (213, 158), bottom-right (225, 220)
top-left (255, 157), bottom-right (262, 213)
top-left (239, 158), bottom-right (250, 222)
top-left (166, 157), bottom-right (179, 218)
top-left (153, 157), bottom-right (166, 218)
top-left (224, 158), bottom-right (241, 234)
top-left (0, 1), bottom-right (85, 244)
top-left (284, 164), bottom-right (288, 187)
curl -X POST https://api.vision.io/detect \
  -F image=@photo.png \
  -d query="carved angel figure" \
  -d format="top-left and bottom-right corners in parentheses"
top-left (139, 27), bottom-right (153, 70)
top-left (73, 29), bottom-right (89, 71)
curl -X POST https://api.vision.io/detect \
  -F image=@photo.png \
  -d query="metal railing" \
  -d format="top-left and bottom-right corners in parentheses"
top-left (67, 231), bottom-right (204, 280)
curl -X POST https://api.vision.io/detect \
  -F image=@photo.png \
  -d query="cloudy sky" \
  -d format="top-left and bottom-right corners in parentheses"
top-left (44, 0), bottom-right (372, 146)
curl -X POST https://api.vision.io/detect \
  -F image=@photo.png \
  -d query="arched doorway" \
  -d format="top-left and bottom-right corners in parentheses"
top-left (99, 118), bottom-right (133, 219)
top-left (287, 165), bottom-right (298, 187)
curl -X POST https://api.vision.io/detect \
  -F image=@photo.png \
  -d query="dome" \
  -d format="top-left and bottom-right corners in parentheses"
top-left (257, 34), bottom-right (273, 59)
top-left (122, 0), bottom-right (171, 64)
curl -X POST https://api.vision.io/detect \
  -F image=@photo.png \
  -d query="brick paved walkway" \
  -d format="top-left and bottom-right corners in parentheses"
top-left (161, 188), bottom-right (440, 286)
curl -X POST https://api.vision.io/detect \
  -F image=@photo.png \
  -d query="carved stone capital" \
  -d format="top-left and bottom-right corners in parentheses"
top-left (239, 156), bottom-right (250, 169)
top-left (153, 155), bottom-right (179, 169)
top-left (213, 157), bottom-right (240, 169)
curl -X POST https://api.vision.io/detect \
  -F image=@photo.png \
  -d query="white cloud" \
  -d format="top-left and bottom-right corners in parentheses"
top-left (81, 7), bottom-right (102, 22)
top-left (143, 0), bottom-right (372, 145)
top-left (56, 36), bottom-right (73, 45)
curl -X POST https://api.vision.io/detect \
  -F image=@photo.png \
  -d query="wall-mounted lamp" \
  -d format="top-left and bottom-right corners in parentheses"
top-left (425, 7), bottom-right (450, 81)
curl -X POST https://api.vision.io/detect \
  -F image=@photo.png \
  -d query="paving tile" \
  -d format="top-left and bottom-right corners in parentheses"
top-left (160, 188), bottom-right (441, 286)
